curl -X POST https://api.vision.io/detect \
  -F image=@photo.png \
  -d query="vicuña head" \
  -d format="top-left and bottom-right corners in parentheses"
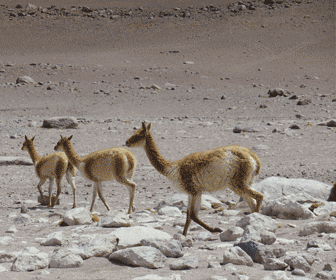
top-left (21, 135), bottom-right (77, 208)
top-left (54, 135), bottom-right (137, 214)
top-left (126, 122), bottom-right (263, 236)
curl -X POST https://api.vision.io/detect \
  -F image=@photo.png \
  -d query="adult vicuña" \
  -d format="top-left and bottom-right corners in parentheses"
top-left (126, 122), bottom-right (264, 236)
top-left (21, 135), bottom-right (77, 208)
top-left (54, 135), bottom-right (137, 213)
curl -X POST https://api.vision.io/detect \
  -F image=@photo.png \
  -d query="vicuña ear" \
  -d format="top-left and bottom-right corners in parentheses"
top-left (60, 134), bottom-right (63, 139)
top-left (68, 135), bottom-right (73, 140)
top-left (25, 135), bottom-right (28, 141)
top-left (147, 123), bottom-right (151, 130)
top-left (142, 122), bottom-right (146, 130)
top-left (31, 136), bottom-right (35, 141)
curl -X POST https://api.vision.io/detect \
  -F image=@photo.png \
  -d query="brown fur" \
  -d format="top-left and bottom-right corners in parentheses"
top-left (54, 135), bottom-right (137, 214)
top-left (327, 181), bottom-right (336, 202)
top-left (126, 122), bottom-right (263, 236)
top-left (21, 135), bottom-right (77, 208)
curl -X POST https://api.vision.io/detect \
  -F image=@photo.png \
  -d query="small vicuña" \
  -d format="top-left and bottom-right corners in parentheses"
top-left (54, 135), bottom-right (137, 213)
top-left (21, 135), bottom-right (77, 208)
top-left (126, 122), bottom-right (264, 236)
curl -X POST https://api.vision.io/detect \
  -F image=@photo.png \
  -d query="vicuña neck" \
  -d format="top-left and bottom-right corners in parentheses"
top-left (144, 132), bottom-right (172, 176)
top-left (63, 141), bottom-right (82, 168)
top-left (27, 144), bottom-right (41, 164)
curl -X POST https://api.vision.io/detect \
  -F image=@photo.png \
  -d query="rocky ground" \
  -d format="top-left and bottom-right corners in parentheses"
top-left (0, 0), bottom-right (335, 279)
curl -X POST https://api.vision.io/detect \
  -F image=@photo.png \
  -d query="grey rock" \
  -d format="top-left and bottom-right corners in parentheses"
top-left (21, 205), bottom-right (29, 213)
top-left (16, 76), bottom-right (36, 84)
top-left (98, 210), bottom-right (131, 227)
top-left (234, 240), bottom-right (274, 264)
top-left (236, 213), bottom-right (277, 233)
top-left (262, 271), bottom-right (291, 280)
top-left (220, 227), bottom-right (244, 242)
top-left (0, 251), bottom-right (19, 263)
top-left (11, 247), bottom-right (49, 272)
top-left (109, 246), bottom-right (166, 269)
top-left (288, 256), bottom-right (311, 272)
top-left (41, 231), bottom-right (64, 246)
top-left (0, 156), bottom-right (33, 166)
top-left (140, 238), bottom-right (184, 258)
top-left (292, 269), bottom-right (306, 276)
top-left (267, 88), bottom-right (289, 97)
top-left (169, 256), bottom-right (198, 270)
top-left (42, 116), bottom-right (78, 129)
top-left (222, 247), bottom-right (254, 266)
top-left (316, 271), bottom-right (336, 279)
top-left (264, 258), bottom-right (288, 270)
top-left (63, 207), bottom-right (92, 226)
top-left (299, 221), bottom-right (336, 236)
top-left (49, 249), bottom-right (83, 268)
top-left (158, 206), bottom-right (182, 217)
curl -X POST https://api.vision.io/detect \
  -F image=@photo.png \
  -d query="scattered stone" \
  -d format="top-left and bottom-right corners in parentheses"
top-left (5, 226), bottom-right (17, 233)
top-left (183, 61), bottom-right (194, 64)
top-left (132, 274), bottom-right (183, 280)
top-left (299, 221), bottom-right (336, 236)
top-left (288, 256), bottom-right (311, 272)
top-left (63, 207), bottom-right (93, 226)
top-left (297, 99), bottom-right (311, 105)
top-left (316, 271), bottom-right (336, 279)
top-left (0, 156), bottom-right (33, 166)
top-left (236, 213), bottom-right (277, 233)
top-left (292, 269), bottom-right (306, 276)
top-left (42, 116), bottom-right (78, 129)
top-left (289, 124), bottom-right (300, 129)
top-left (262, 271), bottom-right (290, 280)
top-left (267, 88), bottom-right (288, 98)
top-left (208, 261), bottom-right (222, 268)
top-left (235, 240), bottom-right (274, 264)
top-left (49, 249), bottom-right (83, 268)
top-left (140, 238), bottom-right (184, 258)
top-left (41, 231), bottom-right (64, 246)
top-left (38, 195), bottom-right (60, 206)
top-left (21, 205), bottom-right (29, 213)
top-left (240, 225), bottom-right (276, 245)
top-left (220, 227), bottom-right (244, 242)
top-left (109, 246), bottom-right (166, 269)
top-left (264, 258), bottom-right (288, 270)
top-left (11, 247), bottom-right (49, 272)
top-left (222, 247), bottom-right (254, 266)
top-left (169, 256), bottom-right (198, 270)
top-left (16, 76), bottom-right (36, 84)
top-left (98, 210), bottom-right (131, 227)
top-left (110, 226), bottom-right (172, 249)
top-left (323, 264), bottom-right (333, 271)
top-left (0, 251), bottom-right (19, 263)
top-left (318, 120), bottom-right (336, 127)
top-left (158, 206), bottom-right (182, 217)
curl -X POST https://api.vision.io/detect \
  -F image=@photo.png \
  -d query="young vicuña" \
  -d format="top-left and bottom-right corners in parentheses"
top-left (126, 122), bottom-right (264, 236)
top-left (21, 135), bottom-right (77, 208)
top-left (54, 135), bottom-right (137, 213)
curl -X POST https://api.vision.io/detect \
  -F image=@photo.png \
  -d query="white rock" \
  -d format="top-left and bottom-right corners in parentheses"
top-left (69, 234), bottom-right (117, 259)
top-left (41, 231), bottom-right (64, 246)
top-left (0, 236), bottom-right (14, 245)
top-left (0, 264), bottom-right (8, 272)
top-left (0, 250), bottom-right (19, 263)
top-left (109, 226), bottom-right (172, 249)
top-left (220, 226), bottom-right (244, 242)
top-left (11, 247), bottom-right (49, 272)
top-left (262, 271), bottom-right (291, 280)
top-left (49, 249), bottom-right (83, 268)
top-left (169, 256), bottom-right (198, 270)
top-left (158, 206), bottom-right (182, 217)
top-left (207, 276), bottom-right (228, 280)
top-left (98, 210), bottom-right (131, 227)
top-left (253, 177), bottom-right (330, 201)
top-left (299, 221), bottom-right (336, 236)
top-left (313, 202), bottom-right (336, 216)
top-left (42, 116), bottom-right (78, 129)
top-left (16, 76), bottom-right (36, 84)
top-left (195, 231), bottom-right (213, 241)
top-left (240, 226), bottom-right (276, 245)
top-left (132, 274), bottom-right (183, 280)
top-left (222, 247), bottom-right (254, 267)
top-left (140, 238), bottom-right (183, 258)
top-left (5, 226), bottom-right (17, 233)
top-left (63, 207), bottom-right (92, 226)
top-left (262, 199), bottom-right (315, 220)
top-left (236, 213), bottom-right (277, 233)
top-left (288, 256), bottom-right (311, 272)
top-left (184, 61), bottom-right (194, 64)
top-left (263, 258), bottom-right (288, 270)
top-left (109, 246), bottom-right (166, 269)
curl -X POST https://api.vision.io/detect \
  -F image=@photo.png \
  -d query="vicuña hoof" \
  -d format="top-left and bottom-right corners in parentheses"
top-left (212, 227), bottom-right (223, 233)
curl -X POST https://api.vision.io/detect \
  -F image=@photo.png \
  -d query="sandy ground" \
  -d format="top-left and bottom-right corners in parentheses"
top-left (0, 0), bottom-right (335, 279)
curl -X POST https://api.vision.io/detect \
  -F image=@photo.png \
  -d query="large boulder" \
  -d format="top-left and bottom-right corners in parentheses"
top-left (109, 226), bottom-right (172, 249)
top-left (49, 249), bottom-right (83, 268)
top-left (11, 247), bottom-right (49, 272)
top-left (253, 177), bottom-right (331, 201)
top-left (42, 117), bottom-right (78, 129)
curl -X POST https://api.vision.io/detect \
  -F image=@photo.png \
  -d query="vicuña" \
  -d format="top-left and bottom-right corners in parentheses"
top-left (126, 122), bottom-right (263, 236)
top-left (54, 135), bottom-right (137, 213)
top-left (21, 135), bottom-right (77, 208)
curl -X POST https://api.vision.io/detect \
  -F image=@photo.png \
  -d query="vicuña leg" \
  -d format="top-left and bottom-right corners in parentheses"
top-left (97, 182), bottom-right (110, 211)
top-left (90, 183), bottom-right (99, 212)
top-left (116, 176), bottom-right (136, 214)
top-left (66, 170), bottom-right (77, 208)
top-left (183, 193), bottom-right (222, 236)
top-left (37, 177), bottom-right (47, 198)
top-left (52, 177), bottom-right (62, 207)
top-left (243, 188), bottom-right (263, 212)
top-left (48, 178), bottom-right (54, 207)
